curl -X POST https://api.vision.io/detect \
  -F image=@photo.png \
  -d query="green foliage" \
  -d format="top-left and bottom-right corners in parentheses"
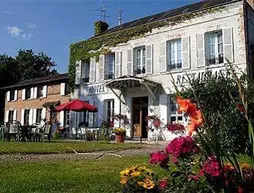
top-left (182, 75), bottom-right (250, 155)
top-left (68, 6), bottom-right (225, 91)
top-left (94, 20), bottom-right (109, 36)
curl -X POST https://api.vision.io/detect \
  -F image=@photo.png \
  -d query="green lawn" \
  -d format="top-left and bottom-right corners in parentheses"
top-left (0, 141), bottom-right (145, 154)
top-left (0, 155), bottom-right (166, 193)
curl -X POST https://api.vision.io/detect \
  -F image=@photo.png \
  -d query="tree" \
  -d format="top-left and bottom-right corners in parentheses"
top-left (15, 49), bottom-right (58, 81)
top-left (0, 49), bottom-right (58, 122)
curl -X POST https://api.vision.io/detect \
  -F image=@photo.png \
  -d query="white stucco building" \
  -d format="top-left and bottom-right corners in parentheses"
top-left (72, 0), bottom-right (254, 140)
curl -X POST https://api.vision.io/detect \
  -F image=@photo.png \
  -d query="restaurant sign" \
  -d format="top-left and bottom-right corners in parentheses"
top-left (85, 84), bottom-right (108, 95)
top-left (173, 68), bottom-right (230, 85)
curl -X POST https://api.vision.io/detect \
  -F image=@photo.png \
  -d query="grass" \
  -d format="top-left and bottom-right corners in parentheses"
top-left (0, 155), bottom-right (166, 193)
top-left (0, 141), bottom-right (145, 154)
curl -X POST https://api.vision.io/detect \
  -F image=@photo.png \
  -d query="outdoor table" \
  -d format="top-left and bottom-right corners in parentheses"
top-left (20, 125), bottom-right (38, 142)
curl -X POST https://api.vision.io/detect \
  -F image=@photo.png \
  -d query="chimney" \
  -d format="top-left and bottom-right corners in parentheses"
top-left (247, 0), bottom-right (254, 10)
top-left (94, 20), bottom-right (109, 36)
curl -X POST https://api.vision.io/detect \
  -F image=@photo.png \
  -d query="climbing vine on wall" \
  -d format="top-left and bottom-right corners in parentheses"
top-left (68, 6), bottom-right (226, 91)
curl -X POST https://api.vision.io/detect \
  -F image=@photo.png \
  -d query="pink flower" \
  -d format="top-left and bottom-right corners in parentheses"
top-left (202, 156), bottom-right (221, 177)
top-left (159, 177), bottom-right (168, 189)
top-left (165, 136), bottom-right (198, 158)
top-left (149, 151), bottom-right (169, 169)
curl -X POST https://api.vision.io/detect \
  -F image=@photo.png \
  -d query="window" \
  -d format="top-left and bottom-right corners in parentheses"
top-left (82, 61), bottom-right (90, 83)
top-left (105, 54), bottom-right (115, 80)
top-left (169, 96), bottom-right (186, 124)
top-left (64, 111), bottom-right (70, 126)
top-left (205, 31), bottom-right (223, 65)
top-left (37, 86), bottom-right (43, 98)
top-left (134, 47), bottom-right (146, 74)
top-left (8, 110), bottom-right (14, 122)
top-left (25, 88), bottom-right (31, 99)
top-left (65, 83), bottom-right (70, 95)
top-left (104, 100), bottom-right (114, 126)
top-left (167, 39), bottom-right (182, 70)
top-left (36, 109), bottom-right (42, 123)
top-left (24, 109), bottom-right (30, 125)
top-left (9, 90), bottom-right (15, 101)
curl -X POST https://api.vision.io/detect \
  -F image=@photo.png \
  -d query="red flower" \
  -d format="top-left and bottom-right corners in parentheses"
top-left (167, 123), bottom-right (185, 132)
top-left (238, 187), bottom-right (244, 193)
top-left (165, 136), bottom-right (198, 158)
top-left (159, 177), bottom-right (168, 189)
top-left (149, 151), bottom-right (169, 169)
top-left (202, 156), bottom-right (221, 177)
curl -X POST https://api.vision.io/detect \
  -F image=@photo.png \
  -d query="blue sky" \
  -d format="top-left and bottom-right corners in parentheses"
top-left (0, 0), bottom-right (200, 73)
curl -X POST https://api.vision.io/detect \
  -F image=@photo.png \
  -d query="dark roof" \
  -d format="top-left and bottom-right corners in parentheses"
top-left (1, 73), bottom-right (68, 90)
top-left (92, 0), bottom-right (242, 38)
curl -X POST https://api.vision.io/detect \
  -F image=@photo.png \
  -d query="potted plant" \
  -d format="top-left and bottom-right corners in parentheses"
top-left (112, 128), bottom-right (126, 143)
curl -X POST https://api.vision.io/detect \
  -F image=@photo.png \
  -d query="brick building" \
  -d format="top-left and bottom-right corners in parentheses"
top-left (1, 74), bottom-right (71, 127)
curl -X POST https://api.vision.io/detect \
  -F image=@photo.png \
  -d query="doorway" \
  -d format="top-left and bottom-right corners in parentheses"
top-left (132, 97), bottom-right (148, 138)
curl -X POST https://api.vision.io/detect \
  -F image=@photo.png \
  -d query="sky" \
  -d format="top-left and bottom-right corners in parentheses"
top-left (0, 0), bottom-right (200, 73)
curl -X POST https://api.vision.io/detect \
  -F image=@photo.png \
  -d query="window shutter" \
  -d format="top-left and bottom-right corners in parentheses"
top-left (34, 87), bottom-right (37, 99)
top-left (90, 58), bottom-right (96, 82)
top-left (182, 36), bottom-right (191, 69)
top-left (196, 34), bottom-right (205, 67)
top-left (146, 45), bottom-right (153, 74)
top-left (223, 28), bottom-right (234, 63)
top-left (29, 109), bottom-right (33, 125)
top-left (13, 110), bottom-right (17, 121)
top-left (22, 89), bottom-right (25, 100)
top-left (30, 87), bottom-right (34, 99)
top-left (75, 60), bottom-right (81, 84)
top-left (41, 108), bottom-right (46, 122)
top-left (99, 55), bottom-right (105, 81)
top-left (159, 42), bottom-right (167, 72)
top-left (33, 109), bottom-right (37, 123)
top-left (6, 91), bottom-right (10, 102)
top-left (104, 56), bottom-right (109, 79)
top-left (159, 94), bottom-right (168, 124)
top-left (60, 111), bottom-right (64, 127)
top-left (21, 109), bottom-right (24, 125)
top-left (115, 52), bottom-right (121, 78)
top-left (4, 110), bottom-right (9, 123)
top-left (60, 83), bottom-right (65, 96)
top-left (127, 49), bottom-right (133, 76)
top-left (42, 85), bottom-right (47, 98)
top-left (14, 90), bottom-right (18, 101)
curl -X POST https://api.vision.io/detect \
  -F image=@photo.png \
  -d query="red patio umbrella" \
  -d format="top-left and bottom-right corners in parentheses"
top-left (54, 99), bottom-right (98, 112)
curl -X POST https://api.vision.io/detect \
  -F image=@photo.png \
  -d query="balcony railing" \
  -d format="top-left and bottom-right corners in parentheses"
top-left (134, 67), bottom-right (146, 75)
top-left (206, 56), bottom-right (224, 65)
top-left (105, 74), bottom-right (114, 80)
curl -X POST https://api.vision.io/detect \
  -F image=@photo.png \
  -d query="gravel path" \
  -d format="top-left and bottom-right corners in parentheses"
top-left (0, 143), bottom-right (167, 163)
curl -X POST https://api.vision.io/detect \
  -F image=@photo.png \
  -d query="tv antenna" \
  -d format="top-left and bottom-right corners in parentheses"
top-left (97, 0), bottom-right (109, 22)
top-left (118, 8), bottom-right (123, 25)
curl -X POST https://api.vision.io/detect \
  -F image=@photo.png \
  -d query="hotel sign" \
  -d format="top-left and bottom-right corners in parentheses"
top-left (86, 84), bottom-right (108, 95)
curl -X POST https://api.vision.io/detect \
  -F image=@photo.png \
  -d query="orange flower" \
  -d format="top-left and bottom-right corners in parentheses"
top-left (176, 96), bottom-right (191, 113)
top-left (189, 110), bottom-right (203, 125)
top-left (187, 114), bottom-right (204, 136)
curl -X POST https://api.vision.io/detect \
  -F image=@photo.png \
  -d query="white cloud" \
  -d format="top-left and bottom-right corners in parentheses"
top-left (6, 26), bottom-right (22, 37)
top-left (22, 33), bottom-right (33, 40)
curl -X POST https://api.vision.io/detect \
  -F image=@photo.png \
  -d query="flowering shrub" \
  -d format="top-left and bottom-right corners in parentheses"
top-left (149, 151), bottom-right (169, 169)
top-left (165, 136), bottom-right (198, 159)
top-left (167, 123), bottom-right (185, 132)
top-left (146, 115), bottom-right (161, 129)
top-left (120, 166), bottom-right (159, 193)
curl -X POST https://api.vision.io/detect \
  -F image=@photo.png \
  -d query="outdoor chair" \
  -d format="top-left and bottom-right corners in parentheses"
top-left (0, 122), bottom-right (7, 140)
top-left (41, 122), bottom-right (52, 142)
top-left (80, 126), bottom-right (87, 140)
top-left (30, 123), bottom-right (41, 141)
top-left (71, 127), bottom-right (81, 139)
top-left (6, 120), bottom-right (21, 141)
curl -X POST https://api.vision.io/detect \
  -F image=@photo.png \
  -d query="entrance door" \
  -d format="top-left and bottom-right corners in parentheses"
top-left (132, 97), bottom-right (148, 138)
